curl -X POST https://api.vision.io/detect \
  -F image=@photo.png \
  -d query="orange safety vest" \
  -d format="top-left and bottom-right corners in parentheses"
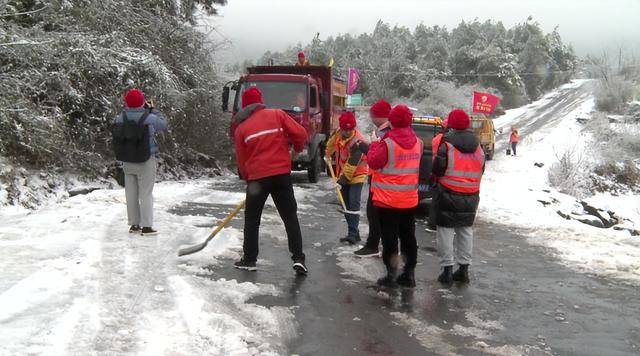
top-left (431, 133), bottom-right (444, 162)
top-left (335, 130), bottom-right (368, 178)
top-left (371, 137), bottom-right (423, 209)
top-left (439, 142), bottom-right (484, 194)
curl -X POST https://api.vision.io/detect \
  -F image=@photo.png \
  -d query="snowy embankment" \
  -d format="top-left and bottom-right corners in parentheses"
top-left (479, 80), bottom-right (640, 283)
top-left (0, 179), bottom-right (293, 355)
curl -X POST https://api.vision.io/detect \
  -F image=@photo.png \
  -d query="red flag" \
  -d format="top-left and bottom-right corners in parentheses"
top-left (472, 91), bottom-right (500, 114)
top-left (347, 68), bottom-right (360, 95)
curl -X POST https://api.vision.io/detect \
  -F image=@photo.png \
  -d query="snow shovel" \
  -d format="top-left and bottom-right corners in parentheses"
top-left (324, 157), bottom-right (360, 216)
top-left (178, 200), bottom-right (246, 257)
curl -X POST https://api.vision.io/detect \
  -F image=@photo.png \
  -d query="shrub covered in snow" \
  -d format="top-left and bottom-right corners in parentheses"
top-left (0, 0), bottom-right (230, 194)
top-left (594, 76), bottom-right (636, 113)
top-left (548, 145), bottom-right (590, 198)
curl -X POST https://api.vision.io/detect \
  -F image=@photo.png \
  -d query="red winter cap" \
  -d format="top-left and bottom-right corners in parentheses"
top-left (339, 111), bottom-right (356, 130)
top-left (441, 119), bottom-right (449, 129)
top-left (242, 87), bottom-right (264, 108)
top-left (369, 99), bottom-right (392, 118)
top-left (124, 89), bottom-right (145, 108)
top-left (447, 109), bottom-right (470, 130)
top-left (388, 104), bottom-right (413, 128)
top-left (298, 51), bottom-right (305, 58)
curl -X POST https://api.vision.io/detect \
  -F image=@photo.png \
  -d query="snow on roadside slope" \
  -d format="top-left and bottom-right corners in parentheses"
top-left (0, 179), bottom-right (293, 355)
top-left (479, 81), bottom-right (640, 283)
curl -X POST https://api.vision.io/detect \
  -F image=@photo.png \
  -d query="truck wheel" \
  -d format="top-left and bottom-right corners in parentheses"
top-left (486, 145), bottom-right (494, 161)
top-left (308, 148), bottom-right (322, 183)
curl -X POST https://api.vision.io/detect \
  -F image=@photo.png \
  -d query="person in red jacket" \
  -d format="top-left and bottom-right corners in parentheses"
top-left (368, 104), bottom-right (423, 288)
top-left (233, 87), bottom-right (309, 275)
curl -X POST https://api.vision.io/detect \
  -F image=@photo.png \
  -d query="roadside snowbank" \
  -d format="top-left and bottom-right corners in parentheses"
top-left (479, 82), bottom-right (640, 283)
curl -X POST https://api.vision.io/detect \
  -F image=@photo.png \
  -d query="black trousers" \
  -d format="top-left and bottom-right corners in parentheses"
top-left (378, 207), bottom-right (417, 271)
top-left (243, 174), bottom-right (305, 262)
top-left (511, 142), bottom-right (518, 156)
top-left (364, 187), bottom-right (383, 249)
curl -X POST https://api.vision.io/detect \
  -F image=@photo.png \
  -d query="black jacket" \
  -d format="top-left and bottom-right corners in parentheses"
top-left (432, 129), bottom-right (484, 228)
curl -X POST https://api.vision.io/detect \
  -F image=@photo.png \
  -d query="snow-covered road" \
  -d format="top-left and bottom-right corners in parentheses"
top-left (0, 180), bottom-right (294, 355)
top-left (1, 80), bottom-right (639, 355)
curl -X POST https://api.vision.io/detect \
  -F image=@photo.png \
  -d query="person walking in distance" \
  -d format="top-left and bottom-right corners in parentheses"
top-left (367, 104), bottom-right (423, 288)
top-left (325, 111), bottom-right (369, 245)
top-left (353, 99), bottom-right (392, 257)
top-left (112, 89), bottom-right (167, 236)
top-left (433, 109), bottom-right (485, 284)
top-left (233, 87), bottom-right (309, 275)
top-left (509, 126), bottom-right (520, 156)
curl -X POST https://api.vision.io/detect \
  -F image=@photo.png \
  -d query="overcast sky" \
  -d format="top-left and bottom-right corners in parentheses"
top-left (208, 0), bottom-right (640, 65)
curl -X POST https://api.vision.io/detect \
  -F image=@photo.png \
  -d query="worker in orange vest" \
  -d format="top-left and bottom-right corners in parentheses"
top-left (509, 126), bottom-right (520, 156)
top-left (368, 105), bottom-right (423, 288)
top-left (432, 109), bottom-right (485, 284)
top-left (353, 99), bottom-right (392, 257)
top-left (295, 51), bottom-right (310, 66)
top-left (425, 119), bottom-right (449, 233)
top-left (431, 119), bottom-right (449, 162)
top-left (325, 111), bottom-right (369, 244)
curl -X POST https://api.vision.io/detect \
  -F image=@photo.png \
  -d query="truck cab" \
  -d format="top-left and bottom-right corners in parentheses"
top-left (411, 116), bottom-right (444, 211)
top-left (223, 66), bottom-right (346, 183)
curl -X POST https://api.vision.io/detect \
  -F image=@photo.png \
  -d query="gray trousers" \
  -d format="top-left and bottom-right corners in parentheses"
top-left (436, 226), bottom-right (473, 267)
top-left (123, 156), bottom-right (156, 228)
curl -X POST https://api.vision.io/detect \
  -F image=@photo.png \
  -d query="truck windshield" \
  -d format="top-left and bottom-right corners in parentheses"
top-left (237, 81), bottom-right (307, 112)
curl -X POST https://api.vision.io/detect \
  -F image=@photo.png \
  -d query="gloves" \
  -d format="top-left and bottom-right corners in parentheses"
top-left (337, 176), bottom-right (348, 187)
top-left (144, 99), bottom-right (154, 111)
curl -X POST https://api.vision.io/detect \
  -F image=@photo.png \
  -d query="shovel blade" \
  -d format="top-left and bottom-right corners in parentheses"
top-left (177, 242), bottom-right (207, 257)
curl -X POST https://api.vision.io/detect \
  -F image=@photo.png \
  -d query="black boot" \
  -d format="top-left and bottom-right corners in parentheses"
top-left (452, 264), bottom-right (470, 283)
top-left (438, 266), bottom-right (453, 284)
top-left (396, 269), bottom-right (416, 288)
top-left (377, 267), bottom-right (398, 288)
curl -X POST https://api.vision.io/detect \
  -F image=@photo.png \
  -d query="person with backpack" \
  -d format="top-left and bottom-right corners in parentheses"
top-left (233, 87), bottom-right (309, 275)
top-left (112, 89), bottom-right (167, 236)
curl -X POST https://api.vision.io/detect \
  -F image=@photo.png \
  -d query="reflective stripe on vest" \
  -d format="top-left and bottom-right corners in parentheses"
top-left (371, 182), bottom-right (419, 191)
top-left (371, 137), bottom-right (423, 209)
top-left (439, 142), bottom-right (484, 193)
top-left (379, 137), bottom-right (421, 175)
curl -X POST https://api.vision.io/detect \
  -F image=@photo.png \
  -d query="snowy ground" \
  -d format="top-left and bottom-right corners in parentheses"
top-left (0, 179), bottom-right (295, 355)
top-left (479, 79), bottom-right (640, 283)
top-left (2, 79), bottom-right (639, 355)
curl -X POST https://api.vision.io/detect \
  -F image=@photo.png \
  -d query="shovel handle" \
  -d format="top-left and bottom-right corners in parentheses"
top-left (205, 200), bottom-right (246, 243)
top-left (324, 157), bottom-right (349, 212)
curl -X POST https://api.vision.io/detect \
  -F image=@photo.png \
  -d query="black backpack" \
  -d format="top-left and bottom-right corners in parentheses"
top-left (111, 110), bottom-right (151, 163)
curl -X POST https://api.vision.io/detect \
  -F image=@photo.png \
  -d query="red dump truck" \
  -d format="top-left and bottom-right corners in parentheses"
top-left (222, 65), bottom-right (347, 182)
